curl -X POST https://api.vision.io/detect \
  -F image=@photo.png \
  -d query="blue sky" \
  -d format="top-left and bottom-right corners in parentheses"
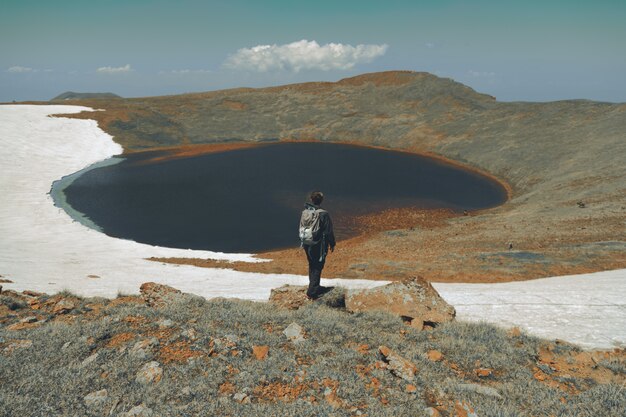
top-left (1, 0), bottom-right (625, 102)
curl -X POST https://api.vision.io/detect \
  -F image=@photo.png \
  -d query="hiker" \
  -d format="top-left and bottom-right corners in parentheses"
top-left (299, 191), bottom-right (336, 300)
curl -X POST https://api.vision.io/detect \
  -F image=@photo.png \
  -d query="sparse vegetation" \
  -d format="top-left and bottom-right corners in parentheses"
top-left (1, 289), bottom-right (624, 416)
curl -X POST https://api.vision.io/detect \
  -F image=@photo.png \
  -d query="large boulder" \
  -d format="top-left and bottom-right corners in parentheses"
top-left (269, 285), bottom-right (309, 310)
top-left (345, 277), bottom-right (455, 328)
top-left (139, 282), bottom-right (183, 307)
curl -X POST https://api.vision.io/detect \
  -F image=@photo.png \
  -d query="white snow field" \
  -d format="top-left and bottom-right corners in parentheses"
top-left (0, 104), bottom-right (624, 349)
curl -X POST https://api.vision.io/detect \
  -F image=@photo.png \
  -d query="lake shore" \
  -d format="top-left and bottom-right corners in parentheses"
top-left (1, 104), bottom-right (625, 348)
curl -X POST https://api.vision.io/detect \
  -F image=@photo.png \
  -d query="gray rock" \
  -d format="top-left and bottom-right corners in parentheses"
top-left (135, 361), bottom-right (163, 385)
top-left (84, 389), bottom-right (108, 407)
top-left (82, 352), bottom-right (99, 367)
top-left (130, 338), bottom-right (158, 359)
top-left (157, 318), bottom-right (174, 328)
top-left (3, 339), bottom-right (32, 353)
top-left (283, 322), bottom-right (305, 343)
top-left (120, 404), bottom-right (154, 417)
top-left (457, 383), bottom-right (502, 399)
top-left (233, 392), bottom-right (250, 403)
top-left (378, 345), bottom-right (417, 381)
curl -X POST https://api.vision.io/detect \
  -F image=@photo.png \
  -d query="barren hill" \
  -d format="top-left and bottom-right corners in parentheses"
top-left (58, 71), bottom-right (626, 282)
top-left (51, 91), bottom-right (121, 101)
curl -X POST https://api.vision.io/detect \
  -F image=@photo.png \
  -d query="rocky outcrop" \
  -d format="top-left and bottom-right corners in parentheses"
top-left (139, 282), bottom-right (182, 307)
top-left (345, 277), bottom-right (455, 329)
top-left (269, 285), bottom-right (309, 310)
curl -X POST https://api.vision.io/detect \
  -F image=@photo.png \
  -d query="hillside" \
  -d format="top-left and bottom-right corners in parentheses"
top-left (54, 71), bottom-right (626, 282)
top-left (1, 284), bottom-right (624, 416)
top-left (51, 91), bottom-right (122, 101)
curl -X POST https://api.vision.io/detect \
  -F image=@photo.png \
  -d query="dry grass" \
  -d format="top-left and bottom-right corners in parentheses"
top-left (1, 289), bottom-right (624, 416)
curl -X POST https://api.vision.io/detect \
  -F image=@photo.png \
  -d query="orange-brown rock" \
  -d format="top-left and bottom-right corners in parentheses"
top-left (139, 282), bottom-right (182, 307)
top-left (346, 277), bottom-right (455, 324)
top-left (378, 345), bottom-right (418, 381)
top-left (269, 285), bottom-right (309, 310)
top-left (52, 299), bottom-right (76, 315)
top-left (508, 327), bottom-right (522, 337)
top-left (252, 345), bottom-right (269, 360)
top-left (405, 384), bottom-right (417, 393)
top-left (454, 401), bottom-right (478, 417)
top-left (427, 350), bottom-right (444, 362)
top-left (474, 368), bottom-right (493, 377)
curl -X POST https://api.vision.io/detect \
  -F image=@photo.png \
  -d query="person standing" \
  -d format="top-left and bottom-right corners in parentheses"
top-left (299, 191), bottom-right (336, 299)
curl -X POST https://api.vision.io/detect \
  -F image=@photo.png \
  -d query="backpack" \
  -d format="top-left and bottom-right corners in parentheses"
top-left (299, 207), bottom-right (325, 246)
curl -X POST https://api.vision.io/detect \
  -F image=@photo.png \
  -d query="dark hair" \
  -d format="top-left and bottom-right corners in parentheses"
top-left (310, 191), bottom-right (324, 205)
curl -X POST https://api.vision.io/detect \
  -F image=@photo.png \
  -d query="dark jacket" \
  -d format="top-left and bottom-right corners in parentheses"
top-left (304, 202), bottom-right (336, 250)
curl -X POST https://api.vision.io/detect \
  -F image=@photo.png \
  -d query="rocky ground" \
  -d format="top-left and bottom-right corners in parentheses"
top-left (1, 282), bottom-right (624, 416)
top-left (48, 70), bottom-right (626, 282)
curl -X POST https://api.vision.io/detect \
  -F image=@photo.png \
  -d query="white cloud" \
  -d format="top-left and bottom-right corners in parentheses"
top-left (159, 69), bottom-right (212, 75)
top-left (96, 64), bottom-right (132, 74)
top-left (468, 70), bottom-right (496, 78)
top-left (224, 39), bottom-right (388, 72)
top-left (6, 66), bottom-right (35, 73)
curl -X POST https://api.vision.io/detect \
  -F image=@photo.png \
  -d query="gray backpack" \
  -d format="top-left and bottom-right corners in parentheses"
top-left (299, 207), bottom-right (325, 246)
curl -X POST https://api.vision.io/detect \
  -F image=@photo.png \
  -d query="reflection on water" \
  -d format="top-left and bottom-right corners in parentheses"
top-left (61, 142), bottom-right (507, 252)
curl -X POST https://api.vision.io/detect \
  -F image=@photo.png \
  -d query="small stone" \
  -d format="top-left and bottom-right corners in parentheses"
top-left (3, 339), bottom-right (32, 353)
top-left (182, 328), bottom-right (197, 340)
top-left (233, 392), bottom-right (250, 403)
top-left (405, 384), bottom-right (417, 393)
top-left (457, 383), bottom-right (502, 399)
top-left (135, 361), bottom-right (163, 385)
top-left (7, 321), bottom-right (41, 331)
top-left (454, 401), bottom-right (478, 417)
top-left (121, 404), bottom-right (154, 417)
top-left (409, 318), bottom-right (424, 330)
top-left (157, 319), bottom-right (174, 328)
top-left (130, 338), bottom-right (158, 359)
top-left (474, 368), bottom-right (493, 377)
top-left (427, 350), bottom-right (444, 362)
top-left (84, 389), bottom-right (108, 407)
top-left (20, 316), bottom-right (38, 323)
top-left (508, 327), bottom-right (522, 337)
top-left (424, 407), bottom-right (442, 417)
top-left (324, 390), bottom-right (344, 408)
top-left (82, 352), bottom-right (99, 367)
top-left (252, 345), bottom-right (269, 360)
top-left (283, 322), bottom-right (305, 343)
top-left (378, 345), bottom-right (417, 381)
top-left (52, 299), bottom-right (76, 314)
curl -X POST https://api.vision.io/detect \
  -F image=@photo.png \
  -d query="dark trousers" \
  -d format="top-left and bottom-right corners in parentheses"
top-left (304, 243), bottom-right (326, 298)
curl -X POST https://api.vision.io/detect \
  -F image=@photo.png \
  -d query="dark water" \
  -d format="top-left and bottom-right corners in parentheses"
top-left (62, 142), bottom-right (507, 252)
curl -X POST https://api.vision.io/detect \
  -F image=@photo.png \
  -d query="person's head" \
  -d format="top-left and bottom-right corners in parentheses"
top-left (310, 191), bottom-right (324, 206)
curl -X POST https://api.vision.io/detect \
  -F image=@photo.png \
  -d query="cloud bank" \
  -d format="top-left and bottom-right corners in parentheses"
top-left (224, 40), bottom-right (388, 72)
top-left (97, 64), bottom-right (132, 74)
top-left (6, 66), bottom-right (35, 73)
